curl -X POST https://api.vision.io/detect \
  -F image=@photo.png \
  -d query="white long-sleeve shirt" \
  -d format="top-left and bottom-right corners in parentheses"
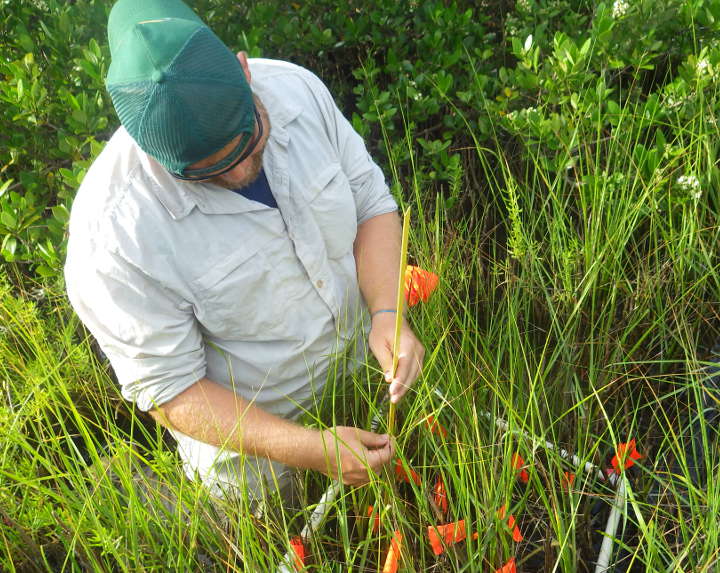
top-left (64, 59), bottom-right (397, 496)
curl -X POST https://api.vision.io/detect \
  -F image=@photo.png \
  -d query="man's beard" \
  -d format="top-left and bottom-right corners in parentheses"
top-left (213, 150), bottom-right (264, 189)
top-left (210, 97), bottom-right (270, 190)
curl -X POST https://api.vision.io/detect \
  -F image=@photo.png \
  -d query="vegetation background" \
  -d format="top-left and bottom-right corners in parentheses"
top-left (1, 0), bottom-right (720, 571)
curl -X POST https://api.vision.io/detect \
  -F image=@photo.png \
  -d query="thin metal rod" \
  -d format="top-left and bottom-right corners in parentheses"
top-left (430, 388), bottom-right (616, 487)
top-left (480, 411), bottom-right (617, 487)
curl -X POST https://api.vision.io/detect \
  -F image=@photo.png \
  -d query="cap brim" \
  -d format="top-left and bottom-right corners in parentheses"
top-left (172, 105), bottom-right (259, 180)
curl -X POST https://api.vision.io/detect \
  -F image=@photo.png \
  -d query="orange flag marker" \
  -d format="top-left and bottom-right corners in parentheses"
top-left (382, 531), bottom-right (403, 573)
top-left (404, 265), bottom-right (439, 307)
top-left (427, 520), bottom-right (478, 555)
top-left (395, 458), bottom-right (422, 486)
top-left (497, 505), bottom-right (523, 542)
top-left (366, 505), bottom-right (381, 533)
top-left (289, 536), bottom-right (306, 571)
top-left (433, 476), bottom-right (448, 514)
top-left (561, 471), bottom-right (576, 491)
top-left (510, 452), bottom-right (529, 484)
top-left (494, 557), bottom-right (517, 573)
top-left (611, 439), bottom-right (642, 475)
top-left (425, 415), bottom-right (449, 438)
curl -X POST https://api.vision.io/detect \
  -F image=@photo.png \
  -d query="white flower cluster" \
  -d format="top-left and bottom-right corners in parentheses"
top-left (664, 94), bottom-right (684, 109)
top-left (517, 0), bottom-right (531, 12)
top-left (408, 79), bottom-right (423, 101)
top-left (612, 0), bottom-right (629, 18)
top-left (695, 57), bottom-right (717, 80)
top-left (505, 107), bottom-right (539, 123)
top-left (677, 174), bottom-right (701, 200)
top-left (696, 57), bottom-right (710, 76)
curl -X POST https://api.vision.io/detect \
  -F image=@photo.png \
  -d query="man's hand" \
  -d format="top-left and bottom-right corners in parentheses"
top-left (318, 426), bottom-right (394, 485)
top-left (369, 312), bottom-right (425, 404)
top-left (353, 212), bottom-right (424, 403)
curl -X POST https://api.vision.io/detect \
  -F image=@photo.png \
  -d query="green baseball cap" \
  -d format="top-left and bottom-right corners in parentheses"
top-left (105, 0), bottom-right (256, 178)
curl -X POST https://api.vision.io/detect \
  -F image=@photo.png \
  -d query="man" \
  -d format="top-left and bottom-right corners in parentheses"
top-left (64, 0), bottom-right (424, 502)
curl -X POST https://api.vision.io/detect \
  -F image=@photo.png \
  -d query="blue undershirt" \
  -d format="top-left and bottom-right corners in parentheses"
top-left (230, 169), bottom-right (277, 208)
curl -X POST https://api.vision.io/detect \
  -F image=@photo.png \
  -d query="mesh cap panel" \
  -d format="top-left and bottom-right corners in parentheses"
top-left (105, 0), bottom-right (255, 175)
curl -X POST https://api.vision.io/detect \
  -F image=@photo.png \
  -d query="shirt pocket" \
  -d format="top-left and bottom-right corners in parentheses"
top-left (191, 241), bottom-right (296, 341)
top-left (305, 163), bottom-right (358, 259)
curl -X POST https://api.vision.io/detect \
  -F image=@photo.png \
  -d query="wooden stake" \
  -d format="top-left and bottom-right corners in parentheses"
top-left (388, 208), bottom-right (411, 436)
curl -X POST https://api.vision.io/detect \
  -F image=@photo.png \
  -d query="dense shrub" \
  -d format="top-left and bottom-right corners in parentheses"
top-left (1, 0), bottom-right (113, 276)
top-left (2, 0), bottom-right (718, 281)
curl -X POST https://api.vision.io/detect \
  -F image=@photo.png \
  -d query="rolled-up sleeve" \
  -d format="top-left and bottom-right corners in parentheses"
top-left (304, 72), bottom-right (398, 224)
top-left (65, 248), bottom-right (206, 412)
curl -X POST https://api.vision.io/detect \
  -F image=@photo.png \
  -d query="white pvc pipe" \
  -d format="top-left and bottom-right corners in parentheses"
top-left (594, 477), bottom-right (626, 573)
top-left (276, 479), bottom-right (342, 572)
top-left (462, 404), bottom-right (625, 573)
top-left (300, 479), bottom-right (342, 542)
top-left (276, 557), bottom-right (295, 573)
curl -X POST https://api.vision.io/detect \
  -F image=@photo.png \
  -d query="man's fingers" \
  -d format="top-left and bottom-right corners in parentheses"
top-left (389, 353), bottom-right (410, 399)
top-left (389, 347), bottom-right (423, 402)
top-left (364, 439), bottom-right (395, 468)
top-left (350, 429), bottom-right (394, 478)
top-left (371, 341), bottom-right (394, 382)
top-left (354, 428), bottom-right (390, 449)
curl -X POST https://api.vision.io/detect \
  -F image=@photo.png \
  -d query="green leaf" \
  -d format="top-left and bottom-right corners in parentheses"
top-left (2, 235), bottom-right (17, 259)
top-left (39, 19), bottom-right (55, 42)
top-left (35, 264), bottom-right (56, 278)
top-left (607, 100), bottom-right (620, 120)
top-left (511, 37), bottom-right (522, 57)
top-left (30, 79), bottom-right (41, 101)
top-left (655, 129), bottom-right (666, 153)
top-left (0, 180), bottom-right (13, 197)
top-left (51, 205), bottom-right (70, 224)
top-left (1, 212), bottom-right (17, 229)
top-left (580, 38), bottom-right (592, 58)
top-left (19, 33), bottom-right (34, 53)
top-left (524, 34), bottom-right (533, 52)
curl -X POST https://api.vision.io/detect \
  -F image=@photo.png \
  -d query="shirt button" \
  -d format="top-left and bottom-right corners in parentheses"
top-left (316, 279), bottom-right (324, 288)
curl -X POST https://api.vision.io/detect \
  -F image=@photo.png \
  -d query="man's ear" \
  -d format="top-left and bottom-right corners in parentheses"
top-left (236, 51), bottom-right (251, 84)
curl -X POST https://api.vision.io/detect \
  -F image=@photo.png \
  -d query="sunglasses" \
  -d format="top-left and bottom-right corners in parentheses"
top-left (172, 106), bottom-right (263, 182)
